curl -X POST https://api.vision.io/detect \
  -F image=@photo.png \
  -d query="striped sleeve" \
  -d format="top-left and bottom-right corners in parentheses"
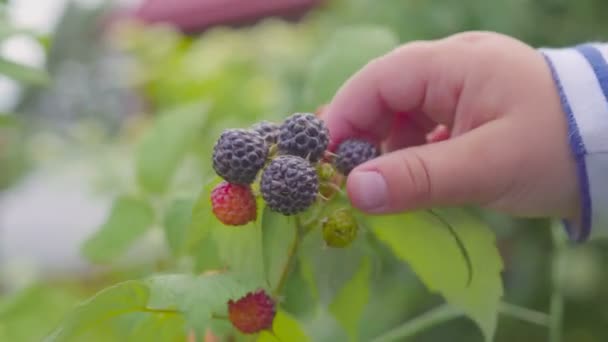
top-left (540, 43), bottom-right (608, 242)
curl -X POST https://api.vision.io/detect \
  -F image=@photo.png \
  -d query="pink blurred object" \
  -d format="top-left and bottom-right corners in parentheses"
top-left (426, 125), bottom-right (450, 143)
top-left (125, 0), bottom-right (323, 33)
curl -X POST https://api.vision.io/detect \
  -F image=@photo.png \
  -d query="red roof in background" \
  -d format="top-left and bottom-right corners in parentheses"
top-left (127, 0), bottom-right (323, 33)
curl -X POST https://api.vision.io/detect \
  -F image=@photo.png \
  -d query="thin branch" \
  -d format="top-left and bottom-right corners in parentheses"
top-left (371, 300), bottom-right (550, 342)
top-left (549, 221), bottom-right (567, 342)
top-left (321, 182), bottom-right (345, 195)
top-left (272, 216), bottom-right (302, 297)
top-left (141, 307), bottom-right (181, 315)
top-left (549, 292), bottom-right (564, 342)
top-left (371, 304), bottom-right (461, 342)
top-left (499, 302), bottom-right (549, 326)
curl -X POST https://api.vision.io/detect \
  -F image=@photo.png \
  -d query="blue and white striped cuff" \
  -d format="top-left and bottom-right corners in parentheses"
top-left (540, 44), bottom-right (608, 242)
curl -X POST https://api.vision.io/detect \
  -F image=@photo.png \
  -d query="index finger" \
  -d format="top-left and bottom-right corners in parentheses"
top-left (321, 39), bottom-right (465, 148)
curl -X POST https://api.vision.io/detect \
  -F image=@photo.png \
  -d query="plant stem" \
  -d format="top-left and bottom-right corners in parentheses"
top-left (272, 216), bottom-right (303, 297)
top-left (371, 304), bottom-right (461, 342)
top-left (498, 302), bottom-right (549, 326)
top-left (370, 300), bottom-right (549, 342)
top-left (549, 221), bottom-right (567, 342)
top-left (549, 292), bottom-right (563, 342)
top-left (211, 313), bottom-right (229, 321)
top-left (141, 307), bottom-right (181, 315)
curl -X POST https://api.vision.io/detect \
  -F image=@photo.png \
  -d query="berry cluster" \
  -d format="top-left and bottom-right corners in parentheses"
top-left (210, 112), bottom-right (380, 224)
top-left (212, 111), bottom-right (380, 334)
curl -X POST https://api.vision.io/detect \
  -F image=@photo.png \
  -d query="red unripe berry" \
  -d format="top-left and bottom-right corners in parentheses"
top-left (228, 290), bottom-right (276, 334)
top-left (210, 181), bottom-right (257, 226)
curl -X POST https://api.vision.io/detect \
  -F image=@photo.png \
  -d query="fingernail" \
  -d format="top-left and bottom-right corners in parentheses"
top-left (349, 171), bottom-right (388, 211)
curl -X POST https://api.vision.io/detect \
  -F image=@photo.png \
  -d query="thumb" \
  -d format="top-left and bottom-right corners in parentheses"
top-left (346, 124), bottom-right (507, 213)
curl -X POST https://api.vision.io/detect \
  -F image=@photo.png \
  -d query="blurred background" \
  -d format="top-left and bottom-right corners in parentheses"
top-left (1, 0), bottom-right (608, 341)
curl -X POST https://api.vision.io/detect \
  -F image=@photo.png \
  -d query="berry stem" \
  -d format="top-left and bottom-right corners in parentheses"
top-left (272, 216), bottom-right (303, 298)
top-left (498, 302), bottom-right (549, 326)
top-left (324, 151), bottom-right (338, 159)
top-left (211, 313), bottom-right (229, 321)
top-left (321, 182), bottom-right (345, 195)
top-left (141, 307), bottom-right (181, 315)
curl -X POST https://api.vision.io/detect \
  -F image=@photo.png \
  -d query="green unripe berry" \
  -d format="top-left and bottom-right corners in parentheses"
top-left (316, 162), bottom-right (336, 182)
top-left (322, 209), bottom-right (358, 248)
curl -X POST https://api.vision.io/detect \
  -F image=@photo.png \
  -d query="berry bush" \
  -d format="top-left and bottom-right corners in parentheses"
top-left (4, 1), bottom-right (608, 342)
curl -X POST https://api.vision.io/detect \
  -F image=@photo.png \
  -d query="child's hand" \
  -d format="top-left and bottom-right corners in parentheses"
top-left (321, 31), bottom-right (580, 222)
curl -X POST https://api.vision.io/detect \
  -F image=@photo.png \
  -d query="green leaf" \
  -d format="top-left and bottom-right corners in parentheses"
top-left (304, 26), bottom-right (399, 107)
top-left (211, 220), bottom-right (265, 285)
top-left (261, 207), bottom-right (297, 290)
top-left (163, 198), bottom-right (196, 256)
top-left (209, 192), bottom-right (266, 285)
top-left (47, 273), bottom-right (254, 341)
top-left (0, 285), bottom-right (84, 342)
top-left (136, 102), bottom-right (207, 193)
top-left (118, 312), bottom-right (186, 342)
top-left (299, 228), bottom-right (368, 305)
top-left (82, 196), bottom-right (154, 263)
top-left (145, 273), bottom-right (253, 335)
top-left (369, 208), bottom-right (504, 341)
top-left (329, 257), bottom-right (371, 342)
top-left (187, 179), bottom-right (221, 253)
top-left (257, 311), bottom-right (310, 342)
top-left (0, 57), bottom-right (49, 85)
top-left (193, 235), bottom-right (223, 273)
top-left (45, 281), bottom-right (150, 342)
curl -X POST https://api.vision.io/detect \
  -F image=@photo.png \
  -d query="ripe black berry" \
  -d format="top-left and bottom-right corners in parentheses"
top-left (334, 139), bottom-right (378, 176)
top-left (277, 113), bottom-right (329, 162)
top-left (251, 121), bottom-right (280, 146)
top-left (260, 155), bottom-right (318, 215)
top-left (212, 129), bottom-right (268, 184)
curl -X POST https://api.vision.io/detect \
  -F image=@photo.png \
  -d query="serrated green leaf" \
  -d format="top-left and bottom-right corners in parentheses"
top-left (329, 257), bottom-right (371, 342)
top-left (304, 26), bottom-right (399, 107)
top-left (45, 281), bottom-right (150, 342)
top-left (0, 56), bottom-right (49, 85)
top-left (0, 285), bottom-right (84, 342)
top-left (208, 191), bottom-right (266, 285)
top-left (194, 235), bottom-right (223, 273)
top-left (369, 208), bottom-right (503, 341)
top-left (46, 273), bottom-right (256, 341)
top-left (145, 273), bottom-right (254, 335)
top-left (163, 198), bottom-right (196, 256)
top-left (82, 196), bottom-right (154, 263)
top-left (212, 221), bottom-right (265, 285)
top-left (299, 228), bottom-right (367, 305)
top-left (118, 312), bottom-right (186, 342)
top-left (187, 178), bottom-right (221, 253)
top-left (136, 102), bottom-right (207, 194)
top-left (261, 207), bottom-right (297, 290)
top-left (303, 307), bottom-right (349, 342)
top-left (257, 311), bottom-right (310, 342)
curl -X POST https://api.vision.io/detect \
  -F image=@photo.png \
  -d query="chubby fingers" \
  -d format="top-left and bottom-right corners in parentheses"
top-left (321, 38), bottom-right (467, 148)
top-left (346, 121), bottom-right (508, 213)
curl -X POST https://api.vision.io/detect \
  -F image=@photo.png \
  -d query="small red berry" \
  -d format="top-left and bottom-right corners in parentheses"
top-left (210, 181), bottom-right (257, 226)
top-left (228, 290), bottom-right (276, 334)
